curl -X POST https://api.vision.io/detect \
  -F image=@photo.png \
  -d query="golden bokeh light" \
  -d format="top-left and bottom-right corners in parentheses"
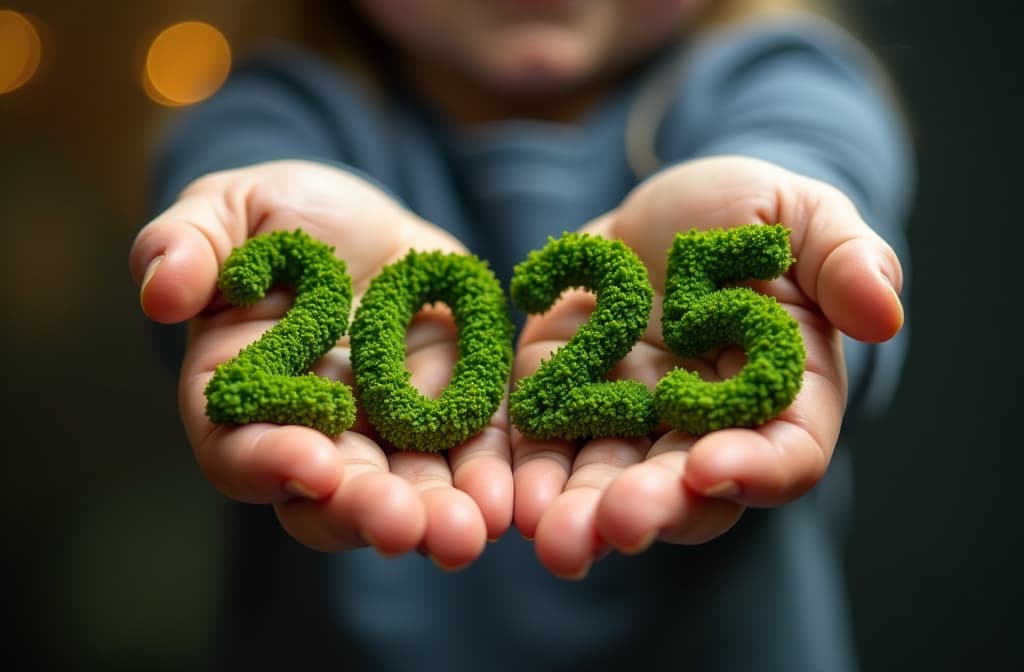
top-left (144, 20), bottom-right (231, 106)
top-left (0, 10), bottom-right (43, 94)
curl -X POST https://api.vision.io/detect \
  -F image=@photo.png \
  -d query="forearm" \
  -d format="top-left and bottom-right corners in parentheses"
top-left (657, 17), bottom-right (914, 418)
top-left (663, 17), bottom-right (914, 230)
top-left (150, 48), bottom-right (394, 213)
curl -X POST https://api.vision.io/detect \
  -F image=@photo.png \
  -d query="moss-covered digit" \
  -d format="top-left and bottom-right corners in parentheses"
top-left (349, 250), bottom-right (514, 453)
top-left (509, 232), bottom-right (656, 440)
top-left (204, 229), bottom-right (356, 435)
top-left (655, 224), bottom-right (805, 435)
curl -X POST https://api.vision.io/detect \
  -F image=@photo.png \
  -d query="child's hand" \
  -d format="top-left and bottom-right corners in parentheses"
top-left (512, 156), bottom-right (904, 579)
top-left (129, 160), bottom-right (511, 569)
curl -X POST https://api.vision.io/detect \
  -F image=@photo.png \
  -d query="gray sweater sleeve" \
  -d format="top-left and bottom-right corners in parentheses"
top-left (150, 48), bottom-right (400, 213)
top-left (654, 17), bottom-right (915, 419)
top-left (150, 20), bottom-right (913, 422)
top-left (146, 48), bottom-right (408, 369)
top-left (144, 22), bottom-right (909, 671)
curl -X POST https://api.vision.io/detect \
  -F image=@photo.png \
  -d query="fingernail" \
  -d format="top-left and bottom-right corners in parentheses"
top-left (620, 529), bottom-right (657, 556)
top-left (703, 480), bottom-right (741, 498)
top-left (877, 260), bottom-right (902, 295)
top-left (363, 531), bottom-right (404, 558)
top-left (886, 282), bottom-right (905, 331)
top-left (284, 479), bottom-right (320, 500)
top-left (141, 255), bottom-right (162, 294)
top-left (429, 554), bottom-right (471, 573)
top-left (556, 559), bottom-right (592, 582)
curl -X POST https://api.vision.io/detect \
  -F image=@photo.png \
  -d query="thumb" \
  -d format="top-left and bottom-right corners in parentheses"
top-left (783, 174), bottom-right (905, 344)
top-left (604, 157), bottom-right (906, 345)
top-left (129, 189), bottom-right (242, 324)
top-left (130, 168), bottom-right (253, 323)
top-left (815, 235), bottom-right (904, 343)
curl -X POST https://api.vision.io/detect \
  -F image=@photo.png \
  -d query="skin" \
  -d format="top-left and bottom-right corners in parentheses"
top-left (354, 0), bottom-right (709, 123)
top-left (130, 156), bottom-right (903, 577)
top-left (130, 1), bottom-right (904, 578)
top-left (513, 156), bottom-right (903, 578)
top-left (131, 162), bottom-right (509, 570)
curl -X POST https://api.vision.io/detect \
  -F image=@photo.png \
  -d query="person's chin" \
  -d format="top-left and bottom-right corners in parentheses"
top-left (477, 30), bottom-right (598, 93)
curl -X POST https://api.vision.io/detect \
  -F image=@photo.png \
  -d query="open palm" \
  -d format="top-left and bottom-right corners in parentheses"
top-left (130, 160), bottom-right (512, 569)
top-left (511, 156), bottom-right (905, 579)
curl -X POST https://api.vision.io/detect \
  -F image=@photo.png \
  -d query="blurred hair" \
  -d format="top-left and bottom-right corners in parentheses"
top-left (697, 0), bottom-right (823, 29)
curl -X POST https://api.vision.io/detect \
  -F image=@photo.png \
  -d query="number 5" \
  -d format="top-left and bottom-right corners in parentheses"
top-left (655, 224), bottom-right (805, 435)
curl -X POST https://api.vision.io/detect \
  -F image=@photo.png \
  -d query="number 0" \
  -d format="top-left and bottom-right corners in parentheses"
top-left (350, 250), bottom-right (513, 453)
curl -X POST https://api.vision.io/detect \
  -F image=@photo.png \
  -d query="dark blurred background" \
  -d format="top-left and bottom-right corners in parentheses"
top-left (2, 1), bottom-right (1019, 669)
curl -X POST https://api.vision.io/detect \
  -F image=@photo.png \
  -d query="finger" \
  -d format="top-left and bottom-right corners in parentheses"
top-left (532, 488), bottom-right (603, 580)
top-left (178, 317), bottom-right (293, 442)
top-left (596, 439), bottom-right (744, 552)
top-left (511, 289), bottom-right (593, 538)
top-left (532, 437), bottom-right (648, 579)
top-left (193, 423), bottom-right (345, 504)
top-left (511, 290), bottom-right (673, 541)
top-left (607, 157), bottom-right (905, 343)
top-left (401, 304), bottom-right (515, 542)
top-left (814, 234), bottom-right (904, 342)
top-left (682, 405), bottom-right (832, 508)
top-left (275, 436), bottom-right (427, 554)
top-left (130, 161), bottom-right (463, 324)
top-left (177, 312), bottom-right (353, 503)
top-left (449, 424), bottom-right (513, 542)
top-left (682, 375), bottom-right (840, 507)
top-left (682, 307), bottom-right (845, 507)
top-left (389, 451), bottom-right (488, 570)
top-left (130, 191), bottom-right (241, 324)
top-left (511, 434), bottom-right (575, 539)
top-left (770, 172), bottom-right (903, 343)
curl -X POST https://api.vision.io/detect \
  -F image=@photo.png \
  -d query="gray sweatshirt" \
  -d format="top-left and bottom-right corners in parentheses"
top-left (153, 16), bottom-right (913, 672)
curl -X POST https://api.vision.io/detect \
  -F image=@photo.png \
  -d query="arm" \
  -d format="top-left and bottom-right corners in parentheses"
top-left (660, 16), bottom-right (914, 417)
top-left (151, 48), bottom-right (399, 212)
top-left (133, 55), bottom-right (513, 567)
top-left (512, 18), bottom-right (913, 578)
top-left (661, 17), bottom-right (913, 235)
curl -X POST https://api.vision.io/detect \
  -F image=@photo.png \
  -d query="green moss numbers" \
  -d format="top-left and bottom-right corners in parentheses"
top-left (509, 233), bottom-right (657, 440)
top-left (204, 225), bottom-right (805, 447)
top-left (349, 251), bottom-right (513, 453)
top-left (655, 224), bottom-right (805, 434)
top-left (204, 230), bottom-right (357, 435)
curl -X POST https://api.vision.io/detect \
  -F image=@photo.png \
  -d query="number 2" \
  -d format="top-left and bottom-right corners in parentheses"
top-left (203, 226), bottom-right (806, 444)
top-left (203, 230), bottom-right (357, 436)
top-left (509, 233), bottom-right (657, 440)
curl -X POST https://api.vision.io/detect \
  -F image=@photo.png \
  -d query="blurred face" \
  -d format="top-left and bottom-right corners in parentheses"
top-left (355, 0), bottom-right (707, 94)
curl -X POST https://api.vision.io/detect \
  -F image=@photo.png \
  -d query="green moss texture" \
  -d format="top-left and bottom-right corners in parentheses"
top-left (655, 224), bottom-right (805, 435)
top-left (349, 250), bottom-right (514, 453)
top-left (204, 229), bottom-right (356, 435)
top-left (509, 232), bottom-right (656, 440)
